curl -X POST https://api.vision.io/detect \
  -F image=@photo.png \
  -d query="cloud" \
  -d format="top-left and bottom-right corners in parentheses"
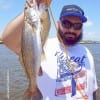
top-left (84, 16), bottom-right (94, 27)
top-left (83, 32), bottom-right (100, 41)
top-left (84, 20), bottom-right (93, 27)
top-left (83, 16), bottom-right (99, 41)
top-left (0, 1), bottom-right (12, 10)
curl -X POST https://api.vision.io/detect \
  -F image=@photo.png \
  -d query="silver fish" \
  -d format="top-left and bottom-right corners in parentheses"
top-left (20, 1), bottom-right (42, 100)
top-left (39, 3), bottom-right (51, 47)
top-left (37, 3), bottom-right (51, 60)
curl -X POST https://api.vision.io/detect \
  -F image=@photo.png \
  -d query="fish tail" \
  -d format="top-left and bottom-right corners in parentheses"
top-left (23, 87), bottom-right (43, 100)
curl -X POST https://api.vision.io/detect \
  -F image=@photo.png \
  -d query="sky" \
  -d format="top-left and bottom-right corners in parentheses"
top-left (0, 0), bottom-right (100, 41)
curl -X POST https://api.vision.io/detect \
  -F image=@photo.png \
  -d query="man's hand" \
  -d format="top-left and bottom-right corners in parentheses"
top-left (38, 0), bottom-right (51, 7)
top-left (26, 0), bottom-right (51, 7)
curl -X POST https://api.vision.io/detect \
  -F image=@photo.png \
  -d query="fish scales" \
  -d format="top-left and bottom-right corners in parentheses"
top-left (39, 3), bottom-right (51, 47)
top-left (19, 0), bottom-right (51, 100)
top-left (20, 1), bottom-right (42, 100)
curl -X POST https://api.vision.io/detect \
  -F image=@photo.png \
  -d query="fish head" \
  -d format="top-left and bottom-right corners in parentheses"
top-left (25, 8), bottom-right (39, 22)
top-left (24, 2), bottom-right (40, 24)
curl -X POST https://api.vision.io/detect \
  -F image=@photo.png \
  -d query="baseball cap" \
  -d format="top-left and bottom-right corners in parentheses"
top-left (60, 5), bottom-right (87, 22)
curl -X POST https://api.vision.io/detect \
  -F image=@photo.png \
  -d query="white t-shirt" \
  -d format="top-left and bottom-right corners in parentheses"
top-left (37, 37), bottom-right (98, 100)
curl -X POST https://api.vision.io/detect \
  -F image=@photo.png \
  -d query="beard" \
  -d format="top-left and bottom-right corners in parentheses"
top-left (58, 28), bottom-right (83, 46)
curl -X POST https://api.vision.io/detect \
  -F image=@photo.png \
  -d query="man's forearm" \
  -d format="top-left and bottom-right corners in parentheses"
top-left (1, 12), bottom-right (24, 55)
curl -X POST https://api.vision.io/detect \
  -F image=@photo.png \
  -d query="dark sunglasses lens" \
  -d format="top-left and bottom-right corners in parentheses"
top-left (74, 23), bottom-right (82, 30)
top-left (61, 20), bottom-right (71, 29)
top-left (61, 20), bottom-right (82, 30)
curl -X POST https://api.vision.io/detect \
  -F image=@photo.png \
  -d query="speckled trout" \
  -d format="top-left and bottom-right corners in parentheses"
top-left (19, 0), bottom-right (50, 100)
top-left (39, 3), bottom-right (51, 47)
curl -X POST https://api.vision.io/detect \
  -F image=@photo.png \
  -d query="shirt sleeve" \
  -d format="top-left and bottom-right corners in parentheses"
top-left (86, 48), bottom-right (98, 92)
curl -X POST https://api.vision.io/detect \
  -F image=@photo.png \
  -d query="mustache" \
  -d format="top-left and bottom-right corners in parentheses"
top-left (58, 28), bottom-right (77, 37)
top-left (57, 27), bottom-right (83, 45)
top-left (64, 32), bottom-right (77, 37)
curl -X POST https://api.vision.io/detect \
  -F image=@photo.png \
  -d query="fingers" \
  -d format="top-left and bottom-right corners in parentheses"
top-left (44, 0), bottom-right (52, 7)
top-left (25, 0), bottom-right (52, 8)
top-left (38, 0), bottom-right (52, 7)
top-left (26, 0), bottom-right (36, 7)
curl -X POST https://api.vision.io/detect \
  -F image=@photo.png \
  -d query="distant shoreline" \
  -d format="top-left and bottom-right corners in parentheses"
top-left (80, 42), bottom-right (100, 44)
top-left (0, 40), bottom-right (100, 44)
top-left (80, 41), bottom-right (100, 44)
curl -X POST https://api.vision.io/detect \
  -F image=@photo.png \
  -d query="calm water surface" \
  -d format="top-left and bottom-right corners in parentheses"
top-left (0, 44), bottom-right (100, 100)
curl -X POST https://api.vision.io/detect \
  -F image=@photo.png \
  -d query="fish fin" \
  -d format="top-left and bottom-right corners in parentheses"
top-left (38, 66), bottom-right (43, 76)
top-left (19, 53), bottom-right (24, 66)
top-left (23, 87), bottom-right (43, 100)
top-left (18, 53), bottom-right (29, 78)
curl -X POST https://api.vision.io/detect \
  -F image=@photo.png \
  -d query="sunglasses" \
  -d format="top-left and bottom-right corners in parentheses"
top-left (61, 19), bottom-right (83, 30)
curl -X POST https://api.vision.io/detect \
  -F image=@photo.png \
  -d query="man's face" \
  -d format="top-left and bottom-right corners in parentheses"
top-left (58, 16), bottom-right (83, 46)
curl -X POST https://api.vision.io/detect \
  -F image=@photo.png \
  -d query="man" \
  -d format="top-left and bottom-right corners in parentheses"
top-left (1, 1), bottom-right (98, 100)
top-left (37, 5), bottom-right (98, 100)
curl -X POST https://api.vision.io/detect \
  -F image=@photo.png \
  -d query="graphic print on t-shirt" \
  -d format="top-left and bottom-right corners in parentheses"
top-left (55, 51), bottom-right (88, 99)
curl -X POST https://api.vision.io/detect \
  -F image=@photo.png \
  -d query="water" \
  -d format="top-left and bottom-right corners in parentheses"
top-left (0, 44), bottom-right (100, 100)
top-left (84, 43), bottom-right (100, 85)
top-left (0, 44), bottom-right (28, 100)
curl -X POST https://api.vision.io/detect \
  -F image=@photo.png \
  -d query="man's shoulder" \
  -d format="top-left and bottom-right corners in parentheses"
top-left (74, 43), bottom-right (88, 50)
top-left (70, 43), bottom-right (91, 54)
top-left (75, 43), bottom-right (92, 56)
